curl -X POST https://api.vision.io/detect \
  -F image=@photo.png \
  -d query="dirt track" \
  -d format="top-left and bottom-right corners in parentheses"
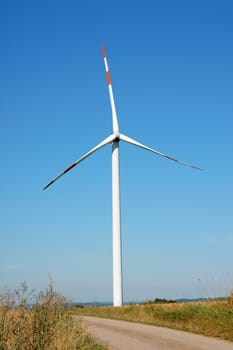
top-left (82, 316), bottom-right (233, 350)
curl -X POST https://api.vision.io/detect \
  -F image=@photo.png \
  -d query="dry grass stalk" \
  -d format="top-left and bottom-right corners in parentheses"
top-left (0, 281), bottom-right (107, 350)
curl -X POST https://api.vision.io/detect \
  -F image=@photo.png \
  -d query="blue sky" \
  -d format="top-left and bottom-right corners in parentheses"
top-left (1, 0), bottom-right (233, 303)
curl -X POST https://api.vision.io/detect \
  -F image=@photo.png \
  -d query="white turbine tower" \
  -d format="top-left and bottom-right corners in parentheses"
top-left (43, 47), bottom-right (202, 307)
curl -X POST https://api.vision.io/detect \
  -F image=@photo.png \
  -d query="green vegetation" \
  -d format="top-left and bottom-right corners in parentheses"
top-left (74, 293), bottom-right (233, 342)
top-left (0, 282), bottom-right (107, 350)
top-left (144, 298), bottom-right (177, 304)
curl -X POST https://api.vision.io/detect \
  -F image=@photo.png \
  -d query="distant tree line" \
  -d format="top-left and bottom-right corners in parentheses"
top-left (144, 298), bottom-right (177, 304)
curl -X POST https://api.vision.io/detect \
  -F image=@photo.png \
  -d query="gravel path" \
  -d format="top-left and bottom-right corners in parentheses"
top-left (82, 316), bottom-right (233, 350)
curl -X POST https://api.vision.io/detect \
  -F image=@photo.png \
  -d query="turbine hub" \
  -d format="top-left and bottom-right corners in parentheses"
top-left (113, 131), bottom-right (120, 142)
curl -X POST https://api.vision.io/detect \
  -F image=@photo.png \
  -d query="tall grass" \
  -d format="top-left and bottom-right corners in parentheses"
top-left (74, 294), bottom-right (233, 342)
top-left (0, 281), bottom-right (107, 350)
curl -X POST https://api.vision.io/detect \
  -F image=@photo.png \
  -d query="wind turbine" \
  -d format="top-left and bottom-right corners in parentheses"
top-left (43, 47), bottom-right (202, 307)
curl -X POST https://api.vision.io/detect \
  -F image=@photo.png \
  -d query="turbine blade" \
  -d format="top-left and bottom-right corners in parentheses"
top-left (43, 134), bottom-right (115, 190)
top-left (120, 133), bottom-right (203, 170)
top-left (102, 46), bottom-right (119, 133)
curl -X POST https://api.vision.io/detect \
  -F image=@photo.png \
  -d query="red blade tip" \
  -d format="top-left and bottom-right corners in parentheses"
top-left (102, 46), bottom-right (106, 58)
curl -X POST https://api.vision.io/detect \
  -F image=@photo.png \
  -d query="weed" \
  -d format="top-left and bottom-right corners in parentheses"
top-left (0, 281), bottom-right (107, 350)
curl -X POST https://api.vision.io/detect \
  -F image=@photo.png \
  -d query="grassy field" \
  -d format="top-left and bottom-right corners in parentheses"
top-left (74, 294), bottom-right (233, 342)
top-left (2, 283), bottom-right (232, 348)
top-left (0, 282), bottom-right (107, 350)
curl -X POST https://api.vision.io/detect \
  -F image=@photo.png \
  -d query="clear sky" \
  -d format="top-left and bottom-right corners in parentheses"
top-left (1, 0), bottom-right (233, 303)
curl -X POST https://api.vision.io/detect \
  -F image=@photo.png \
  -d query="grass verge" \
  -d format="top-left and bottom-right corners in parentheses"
top-left (73, 294), bottom-right (233, 342)
top-left (0, 281), bottom-right (107, 350)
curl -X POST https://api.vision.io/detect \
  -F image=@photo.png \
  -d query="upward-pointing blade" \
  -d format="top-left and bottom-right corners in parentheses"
top-left (102, 47), bottom-right (119, 133)
top-left (43, 134), bottom-right (115, 190)
top-left (120, 133), bottom-right (203, 170)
